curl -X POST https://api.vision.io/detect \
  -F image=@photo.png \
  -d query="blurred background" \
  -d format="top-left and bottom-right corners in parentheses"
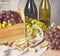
top-left (0, 0), bottom-right (60, 25)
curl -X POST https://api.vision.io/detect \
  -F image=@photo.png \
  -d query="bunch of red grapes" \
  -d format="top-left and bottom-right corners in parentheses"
top-left (46, 26), bottom-right (60, 50)
top-left (0, 10), bottom-right (23, 23)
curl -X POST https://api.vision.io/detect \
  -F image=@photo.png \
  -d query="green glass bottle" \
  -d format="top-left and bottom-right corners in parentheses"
top-left (39, 0), bottom-right (51, 27)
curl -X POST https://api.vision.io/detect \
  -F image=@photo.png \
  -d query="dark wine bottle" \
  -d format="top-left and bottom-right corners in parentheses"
top-left (24, 0), bottom-right (37, 19)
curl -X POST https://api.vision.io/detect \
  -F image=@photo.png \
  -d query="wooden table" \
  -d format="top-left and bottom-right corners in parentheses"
top-left (41, 49), bottom-right (60, 56)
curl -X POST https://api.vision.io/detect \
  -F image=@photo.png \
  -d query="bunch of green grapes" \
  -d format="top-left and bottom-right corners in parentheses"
top-left (25, 16), bottom-right (47, 37)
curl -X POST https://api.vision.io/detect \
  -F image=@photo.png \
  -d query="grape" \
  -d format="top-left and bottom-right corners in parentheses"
top-left (54, 33), bottom-right (57, 37)
top-left (53, 40), bottom-right (56, 44)
top-left (2, 10), bottom-right (6, 14)
top-left (16, 17), bottom-right (22, 23)
top-left (11, 14), bottom-right (16, 19)
top-left (55, 35), bottom-right (60, 39)
top-left (10, 18), bottom-right (16, 24)
top-left (0, 10), bottom-right (23, 26)
top-left (50, 46), bottom-right (54, 50)
top-left (0, 14), bottom-right (3, 23)
top-left (4, 18), bottom-right (7, 21)
top-left (0, 14), bottom-right (2, 19)
top-left (48, 31), bottom-right (53, 35)
top-left (8, 10), bottom-right (14, 14)
top-left (48, 38), bottom-right (52, 42)
top-left (49, 42), bottom-right (53, 46)
top-left (18, 18), bottom-right (23, 23)
top-left (8, 23), bottom-right (13, 26)
top-left (49, 34), bottom-right (53, 39)
top-left (56, 41), bottom-right (60, 46)
top-left (3, 21), bottom-right (7, 25)
top-left (10, 13), bottom-right (14, 18)
top-left (19, 20), bottom-right (23, 23)
top-left (7, 10), bottom-right (11, 14)
top-left (10, 18), bottom-right (15, 22)
top-left (6, 15), bottom-right (10, 19)
top-left (2, 15), bottom-right (6, 18)
top-left (25, 16), bottom-right (47, 37)
top-left (54, 46), bottom-right (59, 50)
top-left (53, 28), bottom-right (57, 33)
top-left (45, 26), bottom-right (60, 50)
top-left (7, 19), bottom-right (11, 23)
top-left (49, 44), bottom-right (55, 50)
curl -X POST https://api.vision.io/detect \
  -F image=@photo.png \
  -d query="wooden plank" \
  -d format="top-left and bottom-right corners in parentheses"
top-left (0, 23), bottom-right (25, 42)
top-left (42, 49), bottom-right (60, 56)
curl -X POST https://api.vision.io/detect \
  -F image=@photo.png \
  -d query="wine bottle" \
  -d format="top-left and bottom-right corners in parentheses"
top-left (24, 0), bottom-right (37, 19)
top-left (39, 0), bottom-right (51, 27)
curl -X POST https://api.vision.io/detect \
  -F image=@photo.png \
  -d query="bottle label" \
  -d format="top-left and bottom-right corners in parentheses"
top-left (40, 10), bottom-right (50, 20)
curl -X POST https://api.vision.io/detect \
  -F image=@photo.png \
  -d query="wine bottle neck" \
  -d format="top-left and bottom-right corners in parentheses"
top-left (27, 0), bottom-right (34, 3)
top-left (41, 0), bottom-right (49, 3)
top-left (41, 0), bottom-right (50, 6)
